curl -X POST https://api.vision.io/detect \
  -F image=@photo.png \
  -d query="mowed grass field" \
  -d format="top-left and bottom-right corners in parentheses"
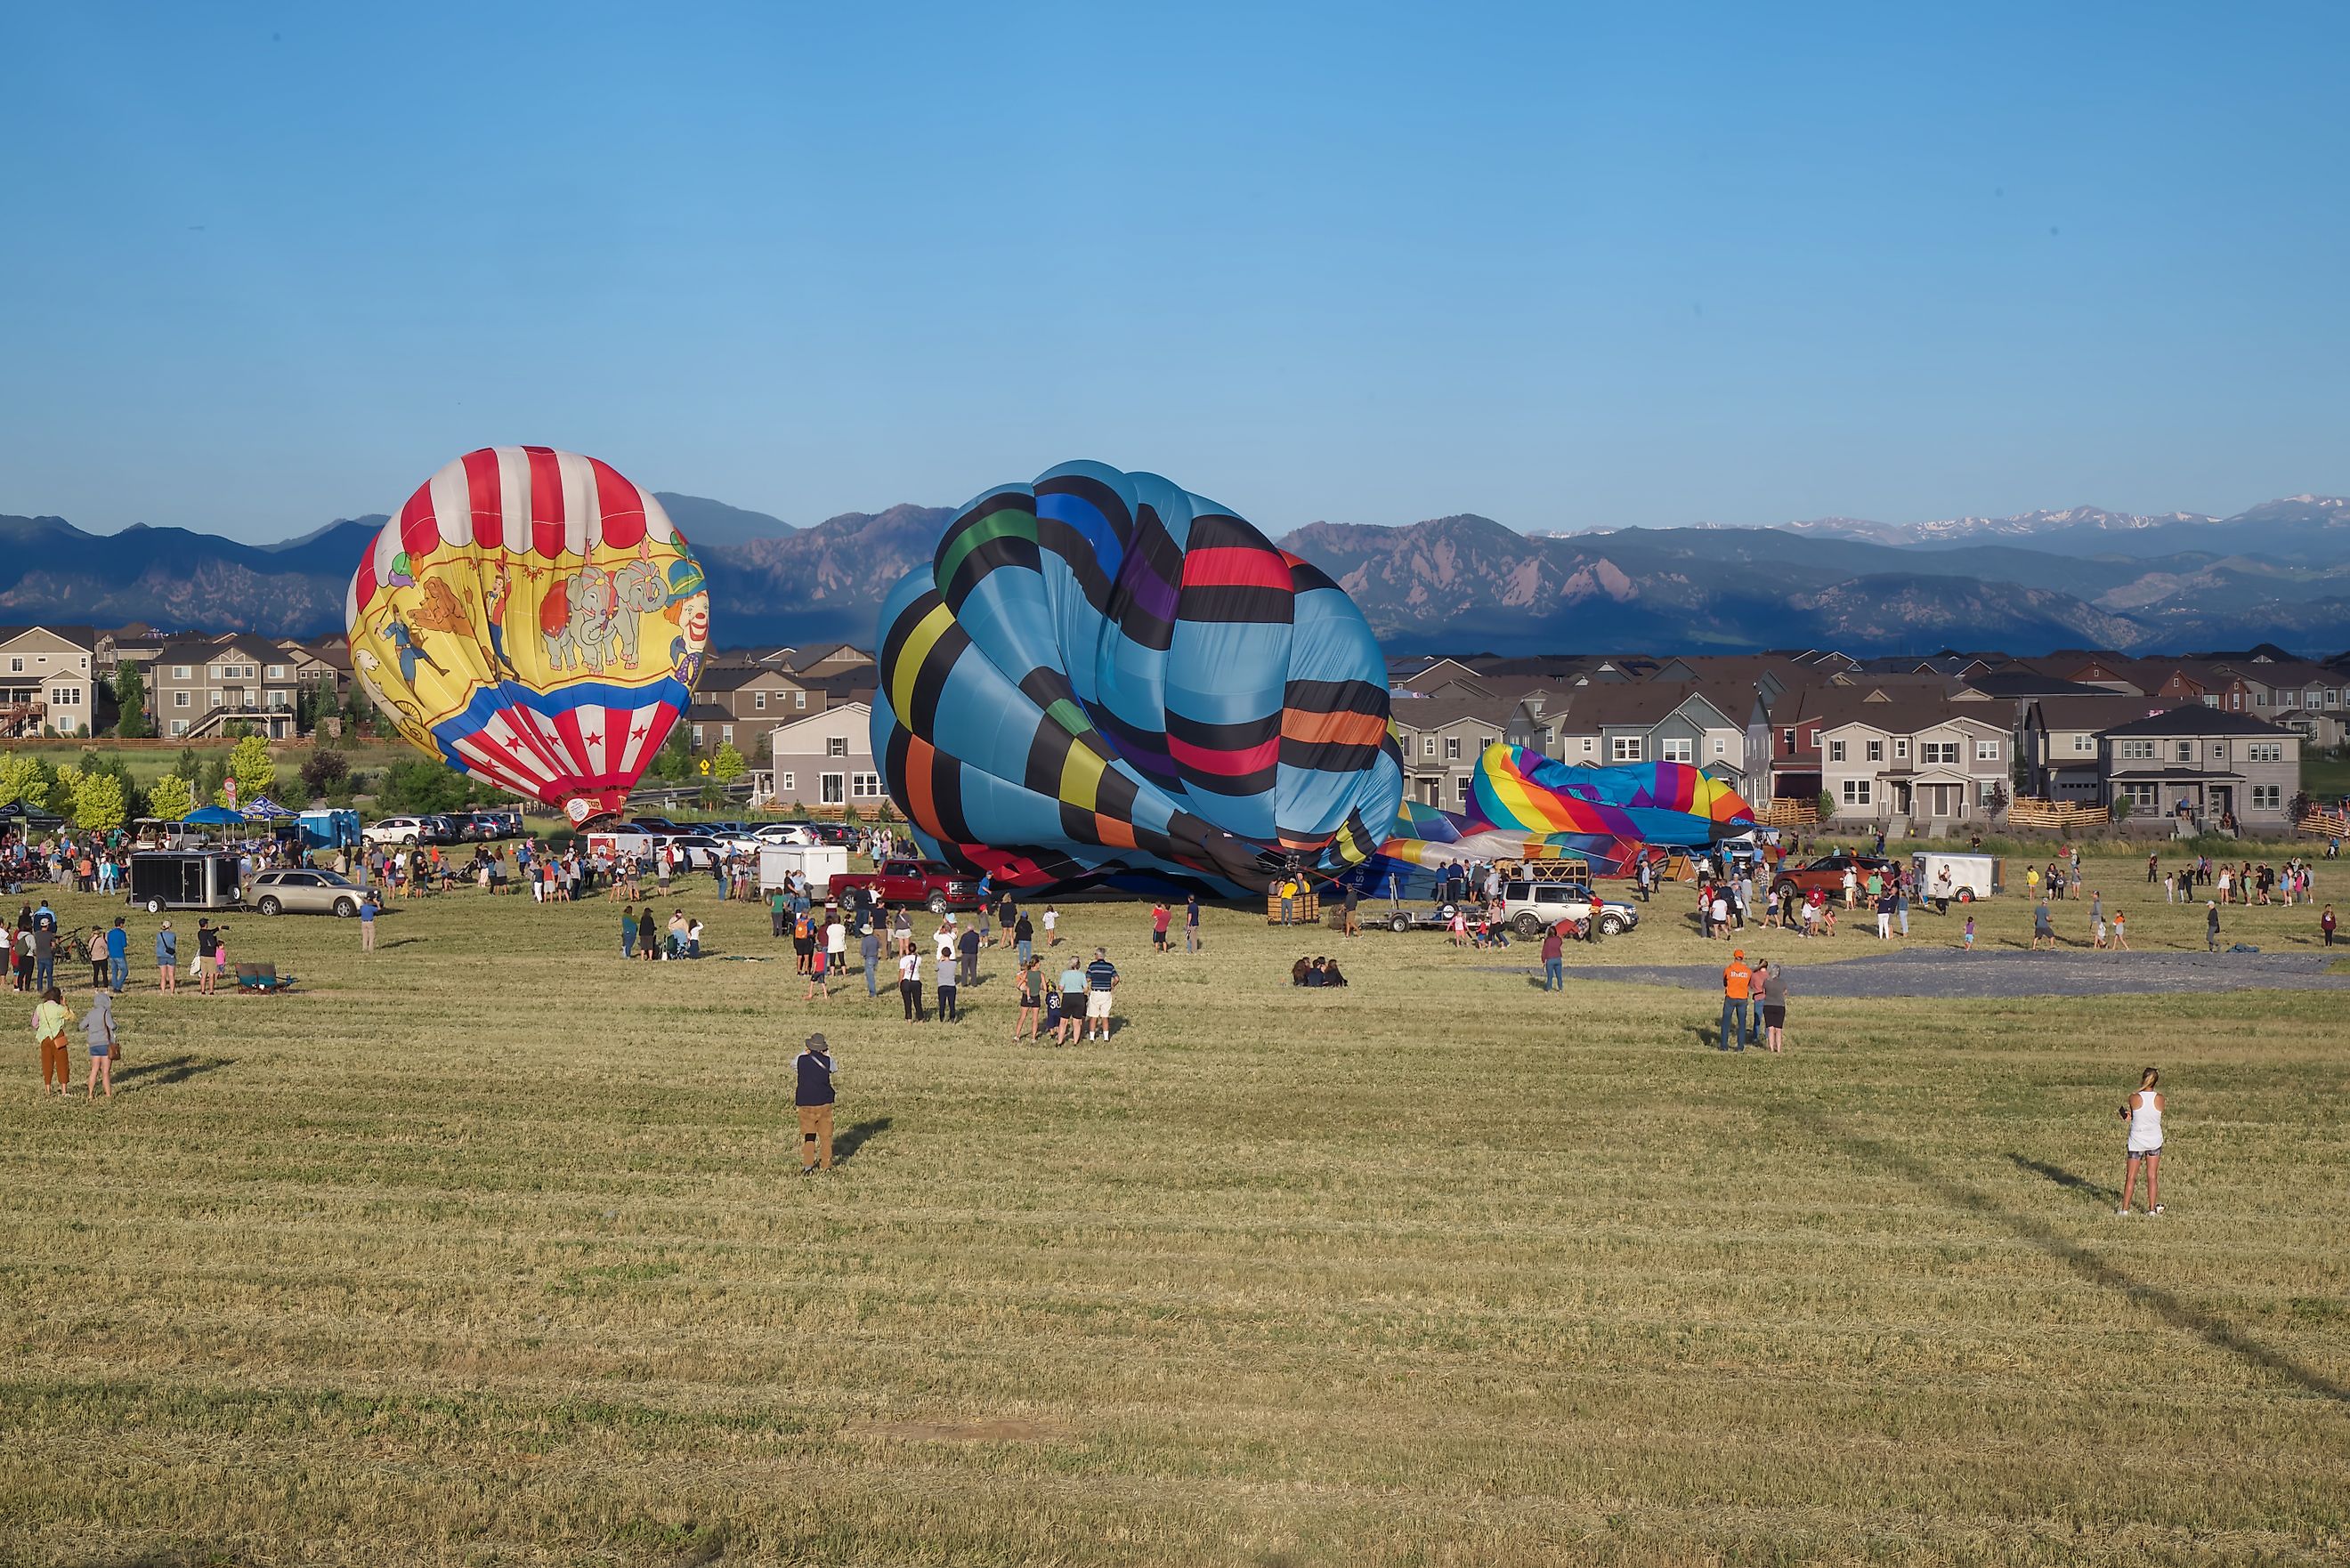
top-left (2, 853), bottom-right (2346, 1565)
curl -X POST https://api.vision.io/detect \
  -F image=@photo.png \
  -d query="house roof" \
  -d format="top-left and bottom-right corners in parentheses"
top-left (1960, 672), bottom-right (2117, 699)
top-left (766, 699), bottom-right (871, 736)
top-left (1386, 694), bottom-right (1528, 733)
top-left (152, 634), bottom-right (285, 665)
top-left (782, 642), bottom-right (872, 673)
top-left (1796, 689), bottom-right (2006, 737)
top-left (2099, 708), bottom-right (2297, 740)
top-left (2028, 694), bottom-right (2190, 731)
top-left (0, 624), bottom-right (98, 651)
top-left (685, 702), bottom-right (741, 724)
top-left (1552, 682), bottom-right (1748, 731)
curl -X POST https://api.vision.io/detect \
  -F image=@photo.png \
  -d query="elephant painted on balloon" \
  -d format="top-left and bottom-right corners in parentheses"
top-left (540, 576), bottom-right (579, 671)
top-left (568, 564), bottom-right (615, 674)
top-left (606, 556), bottom-right (667, 670)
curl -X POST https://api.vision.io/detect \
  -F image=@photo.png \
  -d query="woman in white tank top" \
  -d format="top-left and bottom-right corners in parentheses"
top-left (2117, 1066), bottom-right (2164, 1216)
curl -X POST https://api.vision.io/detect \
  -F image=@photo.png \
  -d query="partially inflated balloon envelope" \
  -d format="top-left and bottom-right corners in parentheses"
top-left (872, 461), bottom-right (1403, 893)
top-left (345, 448), bottom-right (709, 825)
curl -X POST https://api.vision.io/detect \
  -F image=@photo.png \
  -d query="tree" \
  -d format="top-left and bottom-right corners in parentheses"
top-left (1815, 790), bottom-right (1836, 821)
top-left (1987, 780), bottom-right (2010, 819)
top-left (72, 771), bottom-right (126, 832)
top-left (301, 747), bottom-right (350, 800)
top-left (2111, 794), bottom-right (2133, 823)
top-left (2290, 790), bottom-right (2314, 826)
top-left (147, 773), bottom-right (195, 822)
top-left (377, 756), bottom-right (472, 815)
top-left (222, 734), bottom-right (278, 806)
top-left (0, 753), bottom-right (50, 810)
top-left (113, 662), bottom-right (150, 738)
top-left (651, 725), bottom-right (692, 782)
top-left (711, 743), bottom-right (746, 783)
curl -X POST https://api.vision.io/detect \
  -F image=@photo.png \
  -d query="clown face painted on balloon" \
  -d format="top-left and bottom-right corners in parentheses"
top-left (345, 447), bottom-right (710, 825)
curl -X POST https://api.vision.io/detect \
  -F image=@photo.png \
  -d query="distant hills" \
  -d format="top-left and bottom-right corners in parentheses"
top-left (2, 494), bottom-right (2346, 658)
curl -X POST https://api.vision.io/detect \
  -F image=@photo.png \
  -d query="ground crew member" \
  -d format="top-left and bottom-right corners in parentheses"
top-left (795, 1032), bottom-right (837, 1174)
top-left (1720, 949), bottom-right (1754, 1053)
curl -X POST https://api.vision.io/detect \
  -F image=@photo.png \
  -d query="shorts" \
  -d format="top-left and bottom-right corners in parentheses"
top-left (1762, 1005), bottom-right (1786, 1028)
top-left (2127, 1144), bottom-right (2161, 1159)
top-left (1085, 990), bottom-right (1113, 1020)
top-left (89, 1043), bottom-right (109, 1058)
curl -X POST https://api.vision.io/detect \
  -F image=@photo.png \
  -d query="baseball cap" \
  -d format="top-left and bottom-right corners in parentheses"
top-left (1732, 949), bottom-right (1745, 958)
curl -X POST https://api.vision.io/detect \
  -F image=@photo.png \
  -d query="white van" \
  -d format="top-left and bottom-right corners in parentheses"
top-left (759, 845), bottom-right (849, 895)
top-left (586, 829), bottom-right (660, 869)
top-left (1911, 852), bottom-right (2003, 910)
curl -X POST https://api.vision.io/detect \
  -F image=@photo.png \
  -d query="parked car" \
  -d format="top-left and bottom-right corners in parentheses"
top-left (363, 815), bottom-right (436, 847)
top-left (753, 822), bottom-right (816, 847)
top-left (628, 814), bottom-right (687, 837)
top-left (422, 814), bottom-right (465, 845)
top-left (664, 834), bottom-right (727, 870)
top-left (1770, 853), bottom-right (1897, 901)
top-left (1498, 879), bottom-right (1640, 937)
top-left (251, 868), bottom-right (368, 918)
top-left (829, 857), bottom-right (981, 914)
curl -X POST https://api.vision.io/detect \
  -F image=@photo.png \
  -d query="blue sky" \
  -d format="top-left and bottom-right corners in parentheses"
top-left (3, 3), bottom-right (2345, 541)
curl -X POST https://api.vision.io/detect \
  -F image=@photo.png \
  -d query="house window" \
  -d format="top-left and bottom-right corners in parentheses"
top-left (1542, 728), bottom-right (1554, 750)
top-left (1661, 738), bottom-right (1693, 763)
top-left (172, 665), bottom-right (190, 680)
top-left (1976, 739), bottom-right (1999, 761)
top-left (1455, 776), bottom-right (1472, 804)
top-left (853, 772), bottom-right (882, 798)
top-left (2201, 695), bottom-right (2219, 707)
top-left (1892, 739), bottom-right (1908, 760)
top-left (2121, 783), bottom-right (2158, 808)
top-left (2330, 689), bottom-right (2341, 709)
top-left (794, 691), bottom-right (807, 709)
top-left (690, 725), bottom-right (703, 746)
top-left (267, 691), bottom-right (289, 709)
top-left (1977, 779), bottom-right (2000, 805)
top-left (5, 659), bottom-right (19, 674)
top-left (2280, 691), bottom-right (2298, 708)
top-left (1445, 737), bottom-right (1462, 762)
top-left (827, 736), bottom-right (848, 757)
top-left (50, 687), bottom-right (80, 707)
top-left (2175, 741), bottom-right (2193, 763)
top-left (1781, 728), bottom-right (1795, 749)
top-left (1712, 737), bottom-right (1727, 756)
top-left (779, 772), bottom-right (795, 792)
top-left (821, 772), bottom-right (846, 804)
top-left (2251, 784), bottom-right (2281, 811)
top-left (1866, 739), bottom-right (1884, 763)
top-left (266, 665), bottom-right (286, 680)
top-left (754, 691), bottom-right (766, 711)
top-left (2254, 692), bottom-right (2266, 707)
top-left (1581, 738), bottom-right (1594, 755)
top-left (2247, 741), bottom-right (2283, 764)
top-left (2071, 733), bottom-right (2096, 754)
top-left (1422, 737), bottom-right (1437, 757)
top-left (1827, 740), bottom-right (1846, 763)
top-left (169, 720), bottom-right (189, 737)
top-left (2118, 739), bottom-right (2155, 761)
top-left (1611, 736), bottom-right (1643, 763)
top-left (172, 691), bottom-right (190, 709)
top-left (1920, 741), bottom-right (1958, 765)
top-left (1841, 779), bottom-right (1872, 804)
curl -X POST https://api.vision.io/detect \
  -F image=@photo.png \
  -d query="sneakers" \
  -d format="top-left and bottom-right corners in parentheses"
top-left (2151, 1205), bottom-right (2165, 1216)
top-left (2116, 1207), bottom-right (2131, 1216)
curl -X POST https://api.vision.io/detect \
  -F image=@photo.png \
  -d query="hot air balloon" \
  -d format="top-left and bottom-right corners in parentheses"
top-left (345, 447), bottom-right (709, 826)
top-left (1368, 743), bottom-right (1755, 889)
top-left (871, 461), bottom-right (1402, 894)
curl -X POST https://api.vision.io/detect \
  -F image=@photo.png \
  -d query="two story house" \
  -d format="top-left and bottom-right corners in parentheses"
top-left (0, 625), bottom-right (100, 736)
top-left (761, 702), bottom-right (882, 810)
top-left (1389, 695), bottom-right (1542, 811)
top-left (1544, 683), bottom-right (1765, 796)
top-left (149, 636), bottom-right (304, 738)
top-left (2021, 694), bottom-right (2184, 801)
top-left (1813, 693), bottom-right (2011, 831)
top-left (2099, 709), bottom-right (2301, 832)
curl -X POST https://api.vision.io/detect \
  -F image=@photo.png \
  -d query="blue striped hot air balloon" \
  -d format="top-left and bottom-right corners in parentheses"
top-left (871, 461), bottom-right (1403, 895)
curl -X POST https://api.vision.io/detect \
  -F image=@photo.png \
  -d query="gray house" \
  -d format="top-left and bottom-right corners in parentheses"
top-left (1546, 683), bottom-right (1765, 796)
top-left (1388, 694), bottom-right (1542, 811)
top-left (2099, 709), bottom-right (2301, 832)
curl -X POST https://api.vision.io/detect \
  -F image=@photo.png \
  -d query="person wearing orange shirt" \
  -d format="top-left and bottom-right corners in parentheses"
top-left (1720, 949), bottom-right (1754, 1052)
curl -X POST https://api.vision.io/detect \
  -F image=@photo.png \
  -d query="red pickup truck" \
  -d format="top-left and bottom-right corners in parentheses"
top-left (827, 858), bottom-right (984, 914)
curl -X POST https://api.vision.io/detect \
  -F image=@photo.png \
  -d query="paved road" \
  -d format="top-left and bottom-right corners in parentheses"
top-left (1502, 948), bottom-right (2350, 998)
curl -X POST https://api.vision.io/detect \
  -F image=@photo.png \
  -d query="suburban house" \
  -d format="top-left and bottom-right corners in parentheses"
top-left (1544, 683), bottom-right (1766, 796)
top-left (0, 625), bottom-right (100, 736)
top-left (698, 664), bottom-right (825, 725)
top-left (2099, 709), bottom-right (2301, 832)
top-left (1811, 693), bottom-right (2012, 831)
top-left (95, 622), bottom-right (167, 678)
top-left (2020, 694), bottom-right (2184, 801)
top-left (782, 643), bottom-right (876, 682)
top-left (685, 704), bottom-right (744, 753)
top-left (761, 702), bottom-right (882, 810)
top-left (1388, 695), bottom-right (1543, 810)
top-left (148, 635), bottom-right (305, 739)
top-left (2217, 658), bottom-right (2350, 749)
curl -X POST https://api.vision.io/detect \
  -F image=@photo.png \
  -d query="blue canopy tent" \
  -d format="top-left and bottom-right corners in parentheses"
top-left (180, 806), bottom-right (247, 828)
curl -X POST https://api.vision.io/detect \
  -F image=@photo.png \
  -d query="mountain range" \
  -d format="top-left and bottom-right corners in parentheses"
top-left (3, 496), bottom-right (2346, 659)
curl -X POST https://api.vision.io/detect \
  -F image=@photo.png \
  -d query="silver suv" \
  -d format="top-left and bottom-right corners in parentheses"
top-left (1499, 878), bottom-right (1639, 938)
top-left (251, 868), bottom-right (368, 917)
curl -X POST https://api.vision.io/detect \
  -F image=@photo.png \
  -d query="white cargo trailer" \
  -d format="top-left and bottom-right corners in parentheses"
top-left (760, 845), bottom-right (849, 894)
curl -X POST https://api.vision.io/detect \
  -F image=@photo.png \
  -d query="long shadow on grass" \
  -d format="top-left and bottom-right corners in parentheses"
top-left (2006, 1153), bottom-right (2118, 1205)
top-left (833, 1116), bottom-right (892, 1164)
top-left (114, 1055), bottom-right (234, 1089)
top-left (1817, 1114), bottom-right (2347, 1404)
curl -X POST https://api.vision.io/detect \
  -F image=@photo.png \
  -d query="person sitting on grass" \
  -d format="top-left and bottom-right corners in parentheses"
top-left (1320, 958), bottom-right (1348, 987)
top-left (1291, 957), bottom-right (1312, 986)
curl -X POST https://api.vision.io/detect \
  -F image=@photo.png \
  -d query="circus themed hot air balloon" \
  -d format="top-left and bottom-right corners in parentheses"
top-left (871, 461), bottom-right (1403, 895)
top-left (345, 447), bottom-right (709, 825)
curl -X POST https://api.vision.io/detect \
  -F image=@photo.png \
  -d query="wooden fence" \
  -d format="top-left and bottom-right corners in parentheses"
top-left (2006, 797), bottom-right (2111, 830)
top-left (2300, 809), bottom-right (2349, 840)
top-left (1753, 799), bottom-right (1819, 828)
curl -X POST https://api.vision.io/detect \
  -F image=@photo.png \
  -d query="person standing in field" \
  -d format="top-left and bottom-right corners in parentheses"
top-left (154, 920), bottom-right (177, 994)
top-left (2111, 909), bottom-right (2129, 950)
top-left (794, 1032), bottom-right (837, 1175)
top-left (360, 891), bottom-right (378, 953)
top-left (896, 945), bottom-right (923, 1022)
top-left (1015, 908), bottom-right (1035, 966)
top-left (957, 920), bottom-right (981, 990)
top-left (1757, 959), bottom-right (1788, 1053)
top-left (194, 919), bottom-right (217, 993)
top-left (104, 917), bottom-right (128, 995)
top-left (80, 987), bottom-right (116, 1101)
top-left (2118, 1066), bottom-right (2165, 1216)
top-left (2322, 904), bottom-right (2337, 947)
top-left (933, 923), bottom-right (960, 1023)
top-left (2031, 899), bottom-right (2056, 951)
top-left (32, 984), bottom-right (72, 1096)
top-left (1056, 954), bottom-right (1087, 1045)
top-left (1540, 917), bottom-right (1567, 992)
top-left (1718, 949), bottom-right (1752, 1052)
top-left (1083, 947), bottom-right (1118, 1041)
top-left (1185, 893), bottom-right (1202, 954)
top-left (860, 920), bottom-right (881, 999)
top-left (1961, 912), bottom-right (1976, 951)
top-left (2206, 901), bottom-right (2221, 953)
top-left (802, 936), bottom-right (830, 1002)
top-left (1014, 958), bottom-right (1042, 1041)
top-left (1150, 901), bottom-right (1171, 955)
top-left (826, 912), bottom-right (847, 982)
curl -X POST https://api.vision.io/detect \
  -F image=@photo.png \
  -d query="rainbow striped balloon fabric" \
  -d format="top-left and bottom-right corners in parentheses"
top-left (871, 461), bottom-right (1402, 894)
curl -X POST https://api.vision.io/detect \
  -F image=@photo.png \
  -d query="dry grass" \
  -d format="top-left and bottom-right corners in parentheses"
top-left (1, 853), bottom-right (2345, 1565)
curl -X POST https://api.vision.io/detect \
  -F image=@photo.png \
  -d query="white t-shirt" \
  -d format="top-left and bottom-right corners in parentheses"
top-left (826, 921), bottom-right (846, 955)
top-left (897, 952), bottom-right (919, 983)
top-left (1042, 910), bottom-right (1057, 932)
top-left (935, 934), bottom-right (956, 963)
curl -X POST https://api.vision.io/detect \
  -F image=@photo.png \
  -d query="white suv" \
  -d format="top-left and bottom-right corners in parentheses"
top-left (363, 816), bottom-right (434, 847)
top-left (1499, 879), bottom-right (1639, 938)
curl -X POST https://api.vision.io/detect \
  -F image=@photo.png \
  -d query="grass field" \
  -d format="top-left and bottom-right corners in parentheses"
top-left (2, 853), bottom-right (2345, 1565)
